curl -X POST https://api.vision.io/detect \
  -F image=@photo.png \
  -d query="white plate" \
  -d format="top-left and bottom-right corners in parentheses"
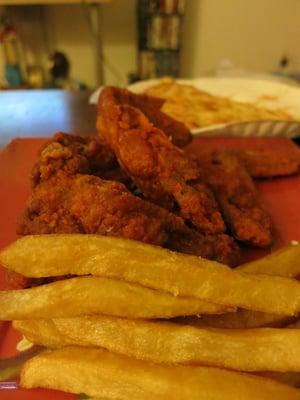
top-left (127, 77), bottom-right (300, 137)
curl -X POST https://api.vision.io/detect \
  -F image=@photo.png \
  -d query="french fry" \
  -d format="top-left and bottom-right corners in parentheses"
top-left (2, 235), bottom-right (300, 315)
top-left (0, 276), bottom-right (227, 320)
top-left (255, 371), bottom-right (300, 388)
top-left (178, 310), bottom-right (294, 329)
top-left (14, 316), bottom-right (300, 372)
top-left (193, 243), bottom-right (300, 329)
top-left (238, 243), bottom-right (300, 277)
top-left (287, 320), bottom-right (300, 329)
top-left (21, 346), bottom-right (300, 400)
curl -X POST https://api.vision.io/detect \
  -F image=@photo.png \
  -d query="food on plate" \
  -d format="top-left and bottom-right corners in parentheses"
top-left (287, 320), bottom-right (300, 328)
top-left (31, 131), bottom-right (119, 186)
top-left (21, 346), bottom-right (300, 400)
top-left (200, 151), bottom-right (273, 247)
top-left (16, 173), bottom-right (240, 266)
top-left (2, 81), bottom-right (300, 398)
top-left (232, 148), bottom-right (300, 178)
top-left (0, 275), bottom-right (230, 320)
top-left (100, 86), bottom-right (192, 146)
top-left (3, 236), bottom-right (300, 397)
top-left (238, 242), bottom-right (300, 276)
top-left (197, 147), bottom-right (300, 179)
top-left (143, 77), bottom-right (294, 129)
top-left (98, 89), bottom-right (225, 234)
top-left (2, 234), bottom-right (300, 315)
top-left (256, 371), bottom-right (300, 388)
top-left (14, 315), bottom-right (300, 372)
top-left (181, 243), bottom-right (300, 329)
top-left (181, 308), bottom-right (294, 329)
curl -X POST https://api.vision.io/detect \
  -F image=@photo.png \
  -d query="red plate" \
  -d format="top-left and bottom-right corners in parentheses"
top-left (0, 136), bottom-right (300, 399)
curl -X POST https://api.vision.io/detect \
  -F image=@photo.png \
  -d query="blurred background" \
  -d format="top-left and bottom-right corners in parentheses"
top-left (1, 0), bottom-right (300, 91)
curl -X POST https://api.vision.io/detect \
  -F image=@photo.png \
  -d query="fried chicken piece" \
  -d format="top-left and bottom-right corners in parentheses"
top-left (17, 173), bottom-right (240, 266)
top-left (31, 132), bottom-right (121, 186)
top-left (200, 152), bottom-right (273, 247)
top-left (233, 149), bottom-right (300, 178)
top-left (98, 95), bottom-right (225, 234)
top-left (196, 148), bottom-right (300, 179)
top-left (98, 86), bottom-right (192, 147)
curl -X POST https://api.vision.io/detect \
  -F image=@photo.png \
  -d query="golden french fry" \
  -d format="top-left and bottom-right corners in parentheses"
top-left (14, 316), bottom-right (300, 372)
top-left (0, 276), bottom-right (228, 320)
top-left (287, 320), bottom-right (300, 329)
top-left (255, 371), bottom-right (300, 388)
top-left (192, 244), bottom-right (300, 329)
top-left (1, 234), bottom-right (300, 315)
top-left (238, 243), bottom-right (300, 277)
top-left (21, 346), bottom-right (300, 400)
top-left (180, 310), bottom-right (294, 329)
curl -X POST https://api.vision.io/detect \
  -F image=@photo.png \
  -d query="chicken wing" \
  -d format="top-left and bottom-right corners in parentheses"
top-left (17, 173), bottom-right (240, 266)
top-left (31, 132), bottom-right (127, 186)
top-left (98, 94), bottom-right (225, 234)
top-left (233, 148), bottom-right (300, 178)
top-left (97, 86), bottom-right (192, 147)
top-left (200, 151), bottom-right (273, 247)
top-left (196, 148), bottom-right (300, 179)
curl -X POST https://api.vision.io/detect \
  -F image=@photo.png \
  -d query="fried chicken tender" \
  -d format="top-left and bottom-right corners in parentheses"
top-left (99, 86), bottom-right (192, 147)
top-left (31, 132), bottom-right (123, 187)
top-left (98, 92), bottom-right (225, 234)
top-left (233, 149), bottom-right (300, 178)
top-left (196, 148), bottom-right (300, 179)
top-left (17, 173), bottom-right (240, 266)
top-left (200, 152), bottom-right (273, 247)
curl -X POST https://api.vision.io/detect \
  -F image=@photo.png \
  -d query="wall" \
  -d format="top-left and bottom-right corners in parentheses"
top-left (0, 0), bottom-right (137, 88)
top-left (2, 0), bottom-right (300, 87)
top-left (181, 0), bottom-right (300, 77)
top-left (46, 0), bottom-right (137, 87)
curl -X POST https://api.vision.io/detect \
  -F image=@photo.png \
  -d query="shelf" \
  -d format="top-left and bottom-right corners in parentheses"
top-left (2, 0), bottom-right (110, 4)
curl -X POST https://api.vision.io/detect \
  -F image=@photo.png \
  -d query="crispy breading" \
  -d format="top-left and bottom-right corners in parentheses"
top-left (17, 173), bottom-right (240, 266)
top-left (99, 86), bottom-right (192, 147)
top-left (31, 132), bottom-right (120, 186)
top-left (199, 151), bottom-right (272, 247)
top-left (98, 92), bottom-right (225, 234)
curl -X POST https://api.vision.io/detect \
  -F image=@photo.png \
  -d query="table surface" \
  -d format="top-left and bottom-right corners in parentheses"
top-left (0, 90), bottom-right (97, 147)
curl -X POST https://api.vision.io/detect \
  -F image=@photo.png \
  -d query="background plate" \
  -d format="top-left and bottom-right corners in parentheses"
top-left (127, 77), bottom-right (300, 137)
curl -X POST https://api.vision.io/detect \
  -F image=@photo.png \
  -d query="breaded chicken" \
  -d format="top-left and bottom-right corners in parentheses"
top-left (31, 132), bottom-right (127, 186)
top-left (17, 173), bottom-right (240, 266)
top-left (98, 95), bottom-right (225, 234)
top-left (200, 152), bottom-right (273, 247)
top-left (99, 86), bottom-right (192, 147)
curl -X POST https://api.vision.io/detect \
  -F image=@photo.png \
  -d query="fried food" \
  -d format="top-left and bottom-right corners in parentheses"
top-left (3, 234), bottom-right (300, 315)
top-left (98, 93), bottom-right (225, 234)
top-left (200, 151), bottom-right (272, 247)
top-left (14, 316), bottom-right (300, 372)
top-left (21, 346), bottom-right (300, 400)
top-left (31, 131), bottom-right (119, 186)
top-left (100, 86), bottom-right (192, 147)
top-left (0, 276), bottom-right (228, 320)
top-left (238, 242), bottom-right (300, 277)
top-left (256, 371), bottom-right (300, 388)
top-left (182, 243), bottom-right (300, 329)
top-left (180, 309), bottom-right (294, 329)
top-left (197, 148), bottom-right (300, 179)
top-left (17, 173), bottom-right (239, 266)
top-left (143, 77), bottom-right (294, 129)
top-left (233, 148), bottom-right (300, 178)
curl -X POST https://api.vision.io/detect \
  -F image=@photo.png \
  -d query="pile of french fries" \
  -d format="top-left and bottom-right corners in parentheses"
top-left (1, 234), bottom-right (300, 399)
